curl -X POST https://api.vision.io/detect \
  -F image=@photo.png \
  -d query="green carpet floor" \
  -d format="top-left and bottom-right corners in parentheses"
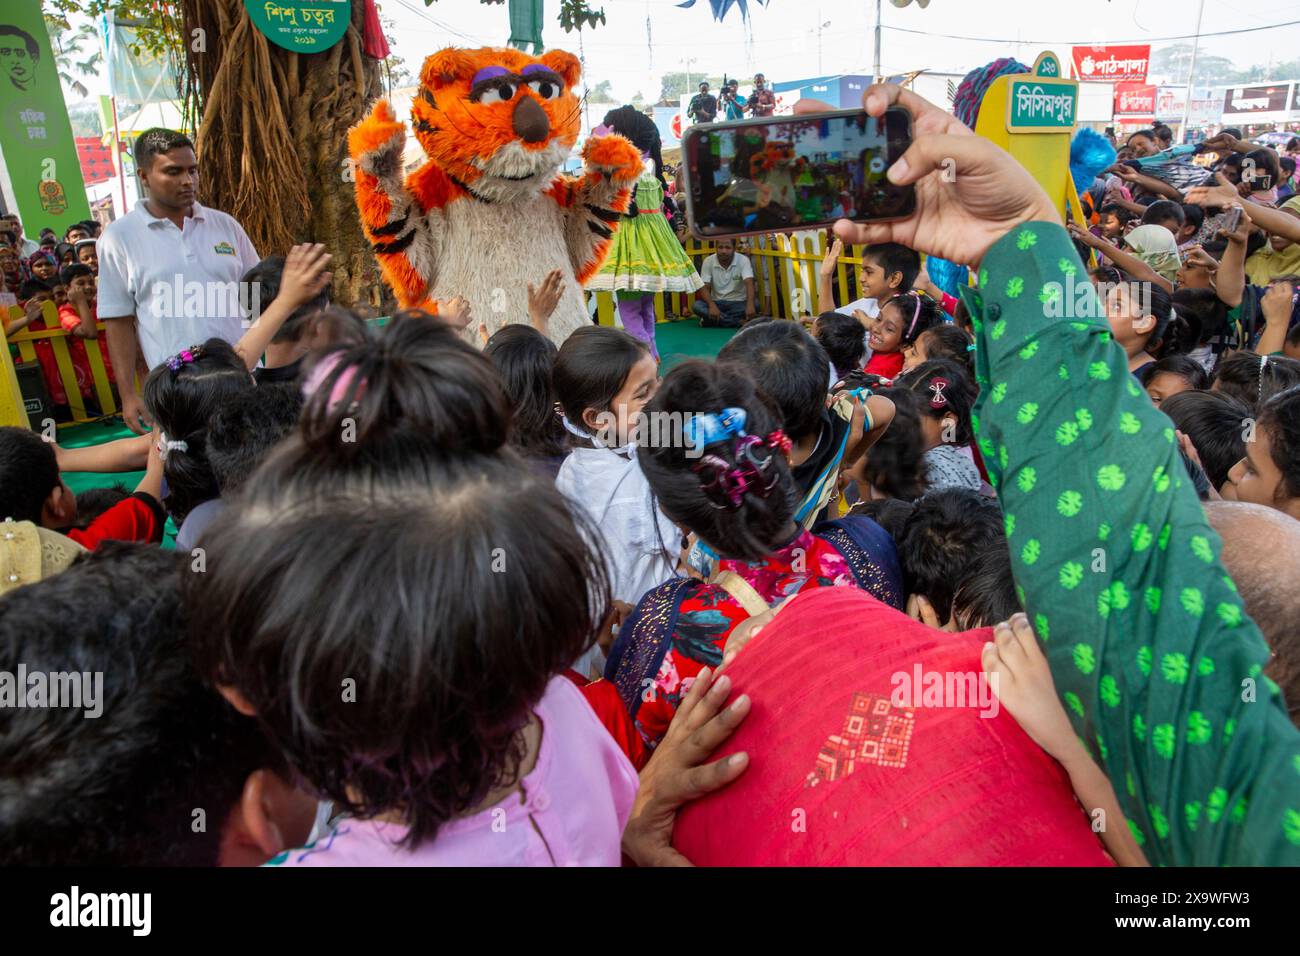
top-left (655, 318), bottom-right (738, 372)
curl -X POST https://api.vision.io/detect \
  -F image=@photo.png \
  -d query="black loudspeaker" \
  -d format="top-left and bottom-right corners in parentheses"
top-left (14, 362), bottom-right (52, 430)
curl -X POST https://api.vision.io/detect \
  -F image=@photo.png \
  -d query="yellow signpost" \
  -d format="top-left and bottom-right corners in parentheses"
top-left (974, 52), bottom-right (1088, 228)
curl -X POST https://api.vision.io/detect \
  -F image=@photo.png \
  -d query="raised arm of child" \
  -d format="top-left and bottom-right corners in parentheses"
top-left (983, 614), bottom-right (1148, 867)
top-left (234, 243), bottom-right (332, 370)
top-left (1068, 224), bottom-right (1173, 293)
top-left (1254, 279), bottom-right (1295, 356)
top-left (1212, 203), bottom-right (1251, 309)
top-left (817, 237), bottom-right (843, 313)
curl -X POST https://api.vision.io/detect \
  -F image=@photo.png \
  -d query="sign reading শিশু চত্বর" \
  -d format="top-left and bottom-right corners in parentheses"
top-left (1006, 52), bottom-right (1078, 133)
top-left (243, 0), bottom-right (351, 53)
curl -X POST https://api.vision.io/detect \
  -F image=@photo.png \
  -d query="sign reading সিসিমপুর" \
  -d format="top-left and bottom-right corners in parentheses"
top-left (1005, 53), bottom-right (1078, 134)
top-left (243, 0), bottom-right (351, 53)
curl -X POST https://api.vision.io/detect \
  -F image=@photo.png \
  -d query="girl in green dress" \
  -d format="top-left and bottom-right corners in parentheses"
top-left (586, 107), bottom-right (702, 360)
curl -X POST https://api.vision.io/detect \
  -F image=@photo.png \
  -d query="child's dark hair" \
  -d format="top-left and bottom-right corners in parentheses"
top-left (640, 361), bottom-right (794, 561)
top-left (1243, 148), bottom-right (1281, 192)
top-left (485, 324), bottom-right (568, 463)
top-left (1171, 288), bottom-right (1227, 348)
top-left (1139, 353), bottom-right (1211, 391)
top-left (553, 325), bottom-right (650, 436)
top-left (309, 304), bottom-right (370, 350)
top-left (859, 386), bottom-right (927, 501)
top-left (241, 255), bottom-right (331, 344)
top-left (880, 291), bottom-right (944, 348)
top-left (861, 242), bottom-right (920, 292)
top-left (0, 543), bottom-right (270, 865)
top-left (141, 338), bottom-right (254, 524)
top-left (187, 456), bottom-right (608, 850)
top-left (0, 426), bottom-right (58, 522)
top-left (1127, 281), bottom-right (1188, 357)
top-left (848, 497), bottom-right (914, 542)
top-left (1257, 384), bottom-right (1300, 503)
top-left (58, 263), bottom-right (93, 286)
top-left (18, 278), bottom-right (50, 300)
top-left (299, 310), bottom-right (510, 459)
top-left (1213, 351), bottom-right (1300, 413)
top-left (948, 541), bottom-right (1022, 630)
top-left (899, 358), bottom-right (976, 445)
top-left (74, 483), bottom-right (130, 529)
top-left (915, 324), bottom-right (974, 375)
top-left (898, 487), bottom-right (1006, 623)
top-left (814, 311), bottom-right (866, 380)
top-left (1160, 389), bottom-right (1250, 490)
top-left (1180, 203), bottom-right (1205, 234)
top-left (1099, 202), bottom-right (1133, 225)
top-left (716, 319), bottom-right (829, 441)
top-left (206, 383), bottom-right (303, 494)
top-left (1141, 199), bottom-right (1184, 228)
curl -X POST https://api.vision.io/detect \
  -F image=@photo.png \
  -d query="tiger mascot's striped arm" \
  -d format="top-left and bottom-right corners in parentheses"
top-left (348, 99), bottom-right (444, 312)
top-left (549, 133), bottom-right (645, 284)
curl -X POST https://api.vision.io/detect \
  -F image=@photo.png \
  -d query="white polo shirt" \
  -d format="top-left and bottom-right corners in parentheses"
top-left (96, 200), bottom-right (260, 370)
top-left (699, 252), bottom-right (754, 303)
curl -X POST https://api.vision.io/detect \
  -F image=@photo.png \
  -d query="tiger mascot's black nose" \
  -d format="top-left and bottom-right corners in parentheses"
top-left (513, 95), bottom-right (550, 143)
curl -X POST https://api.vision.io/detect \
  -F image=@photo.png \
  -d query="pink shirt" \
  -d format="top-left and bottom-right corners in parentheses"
top-left (265, 677), bottom-right (639, 867)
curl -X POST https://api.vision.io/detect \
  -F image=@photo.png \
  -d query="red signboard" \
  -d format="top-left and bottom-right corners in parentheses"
top-left (1072, 45), bottom-right (1151, 83)
top-left (1114, 82), bottom-right (1156, 118)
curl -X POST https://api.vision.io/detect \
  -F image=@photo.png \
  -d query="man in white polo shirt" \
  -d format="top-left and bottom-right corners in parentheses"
top-left (97, 128), bottom-right (259, 433)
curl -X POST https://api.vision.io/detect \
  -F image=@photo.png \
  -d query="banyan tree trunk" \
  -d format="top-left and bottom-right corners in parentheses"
top-left (179, 0), bottom-right (386, 309)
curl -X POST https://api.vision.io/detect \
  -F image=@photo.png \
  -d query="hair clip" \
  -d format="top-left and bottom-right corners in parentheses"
top-left (165, 345), bottom-right (203, 372)
top-left (966, 343), bottom-right (977, 352)
top-left (157, 432), bottom-right (188, 462)
top-left (901, 290), bottom-right (923, 339)
top-left (928, 377), bottom-right (951, 409)
top-left (765, 428), bottom-right (792, 458)
top-left (684, 407), bottom-right (748, 450)
top-left (692, 436), bottom-right (780, 510)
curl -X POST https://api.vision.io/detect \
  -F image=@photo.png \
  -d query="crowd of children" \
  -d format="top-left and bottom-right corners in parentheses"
top-left (3, 83), bottom-right (1300, 868)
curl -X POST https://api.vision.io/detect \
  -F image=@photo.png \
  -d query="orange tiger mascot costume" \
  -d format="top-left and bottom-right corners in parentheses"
top-left (348, 47), bottom-right (644, 345)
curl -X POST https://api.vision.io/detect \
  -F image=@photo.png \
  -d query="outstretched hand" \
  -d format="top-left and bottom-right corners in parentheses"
top-left (795, 85), bottom-right (1059, 269)
top-left (278, 243), bottom-right (333, 310)
top-left (621, 667), bottom-right (750, 867)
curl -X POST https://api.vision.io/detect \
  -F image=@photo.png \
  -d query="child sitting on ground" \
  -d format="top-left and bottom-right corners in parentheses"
top-left (0, 425), bottom-right (165, 550)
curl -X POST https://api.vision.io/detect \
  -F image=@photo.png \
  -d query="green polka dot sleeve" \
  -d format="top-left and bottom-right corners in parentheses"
top-left (971, 223), bottom-right (1300, 865)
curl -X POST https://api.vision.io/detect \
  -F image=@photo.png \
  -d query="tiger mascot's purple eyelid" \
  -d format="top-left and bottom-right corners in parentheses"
top-left (471, 65), bottom-right (512, 85)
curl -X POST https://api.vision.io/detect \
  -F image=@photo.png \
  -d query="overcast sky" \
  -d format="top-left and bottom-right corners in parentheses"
top-left (379, 0), bottom-right (1300, 99)
top-left (58, 0), bottom-right (1300, 107)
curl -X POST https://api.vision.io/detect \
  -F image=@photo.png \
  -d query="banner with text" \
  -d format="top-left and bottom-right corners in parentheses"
top-left (1113, 82), bottom-right (1157, 119)
top-left (0, 0), bottom-right (93, 234)
top-left (1072, 45), bottom-right (1150, 83)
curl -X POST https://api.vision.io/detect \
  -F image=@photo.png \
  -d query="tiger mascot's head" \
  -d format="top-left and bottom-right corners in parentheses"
top-left (413, 46), bottom-right (584, 203)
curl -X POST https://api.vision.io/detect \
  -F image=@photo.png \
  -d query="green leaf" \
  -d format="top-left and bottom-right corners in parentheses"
top-left (1187, 711), bottom-right (1212, 745)
top-left (1131, 523), bottom-right (1153, 551)
top-left (1019, 341), bottom-right (1039, 360)
top-left (1097, 464), bottom-right (1126, 491)
top-left (1087, 361), bottom-right (1111, 381)
top-left (1063, 691), bottom-right (1084, 718)
top-left (1016, 467), bottom-right (1037, 493)
top-left (1161, 653), bottom-right (1190, 684)
top-left (990, 382), bottom-right (1007, 403)
top-left (1004, 512), bottom-right (1016, 537)
top-left (1100, 674), bottom-right (1121, 707)
top-left (1144, 586), bottom-right (1161, 614)
top-left (1190, 535), bottom-right (1213, 563)
top-left (1207, 787), bottom-right (1227, 823)
top-left (1021, 539), bottom-right (1041, 565)
top-left (1216, 603), bottom-right (1243, 627)
top-left (1152, 723), bottom-right (1176, 759)
top-left (1006, 276), bottom-right (1025, 298)
top-left (1056, 490), bottom-right (1083, 517)
top-left (1137, 646), bottom-right (1152, 676)
top-left (1059, 561), bottom-right (1083, 590)
top-left (1072, 643), bottom-right (1096, 674)
top-left (1075, 408), bottom-right (1094, 430)
top-left (991, 319), bottom-right (1007, 340)
top-left (1180, 587), bottom-right (1205, 617)
top-left (1119, 412), bottom-right (1141, 435)
top-left (1016, 402), bottom-right (1038, 424)
top-left (1016, 229), bottom-right (1038, 250)
top-left (1055, 420), bottom-right (1080, 446)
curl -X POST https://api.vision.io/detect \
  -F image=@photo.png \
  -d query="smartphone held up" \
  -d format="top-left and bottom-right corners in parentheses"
top-left (679, 106), bottom-right (915, 241)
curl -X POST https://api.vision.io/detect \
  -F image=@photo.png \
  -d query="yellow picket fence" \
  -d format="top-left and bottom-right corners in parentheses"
top-left (590, 231), bottom-right (870, 325)
top-left (0, 301), bottom-right (118, 429)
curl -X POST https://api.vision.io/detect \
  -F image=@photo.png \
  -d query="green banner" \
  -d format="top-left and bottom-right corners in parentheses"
top-left (244, 0), bottom-right (351, 54)
top-left (0, 0), bottom-right (92, 235)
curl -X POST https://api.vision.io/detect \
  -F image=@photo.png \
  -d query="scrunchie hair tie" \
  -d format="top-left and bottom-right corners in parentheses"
top-left (157, 432), bottom-right (188, 462)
